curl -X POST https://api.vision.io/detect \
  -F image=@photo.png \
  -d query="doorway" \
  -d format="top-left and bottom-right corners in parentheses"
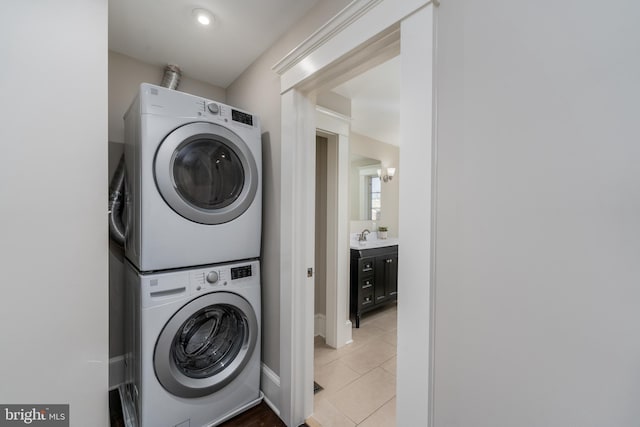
top-left (311, 55), bottom-right (402, 425)
top-left (314, 134), bottom-right (329, 342)
top-left (275, 2), bottom-right (436, 426)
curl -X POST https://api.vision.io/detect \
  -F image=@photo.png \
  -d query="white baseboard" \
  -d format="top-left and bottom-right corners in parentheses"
top-left (261, 363), bottom-right (281, 416)
top-left (344, 320), bottom-right (353, 344)
top-left (314, 314), bottom-right (326, 337)
top-left (109, 355), bottom-right (126, 390)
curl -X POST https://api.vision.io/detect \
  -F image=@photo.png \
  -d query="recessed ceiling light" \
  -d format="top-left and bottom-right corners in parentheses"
top-left (192, 8), bottom-right (214, 26)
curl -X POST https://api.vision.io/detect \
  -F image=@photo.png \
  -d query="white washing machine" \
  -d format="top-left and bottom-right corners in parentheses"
top-left (124, 83), bottom-right (262, 271)
top-left (124, 259), bottom-right (262, 427)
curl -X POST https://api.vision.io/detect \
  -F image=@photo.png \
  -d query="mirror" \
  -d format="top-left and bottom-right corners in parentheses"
top-left (350, 154), bottom-right (382, 221)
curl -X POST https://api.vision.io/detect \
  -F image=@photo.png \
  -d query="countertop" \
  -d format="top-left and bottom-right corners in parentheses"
top-left (349, 237), bottom-right (399, 250)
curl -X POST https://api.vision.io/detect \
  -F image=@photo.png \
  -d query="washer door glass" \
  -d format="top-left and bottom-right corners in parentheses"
top-left (154, 292), bottom-right (258, 398)
top-left (155, 122), bottom-right (258, 225)
top-left (172, 304), bottom-right (245, 379)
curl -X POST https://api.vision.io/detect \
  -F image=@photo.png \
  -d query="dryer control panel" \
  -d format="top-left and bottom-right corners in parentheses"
top-left (139, 83), bottom-right (259, 130)
top-left (203, 101), bottom-right (254, 127)
top-left (231, 109), bottom-right (254, 126)
top-left (231, 265), bottom-right (252, 280)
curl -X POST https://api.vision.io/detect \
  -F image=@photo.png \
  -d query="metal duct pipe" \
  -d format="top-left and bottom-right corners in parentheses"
top-left (108, 154), bottom-right (127, 246)
top-left (161, 64), bottom-right (182, 90)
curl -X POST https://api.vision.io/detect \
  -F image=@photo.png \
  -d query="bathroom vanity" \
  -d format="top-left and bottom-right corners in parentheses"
top-left (350, 243), bottom-right (398, 328)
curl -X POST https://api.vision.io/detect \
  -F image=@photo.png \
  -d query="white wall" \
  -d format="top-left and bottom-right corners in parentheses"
top-left (317, 91), bottom-right (351, 117)
top-left (0, 1), bottom-right (109, 425)
top-left (108, 51), bottom-right (226, 144)
top-left (434, 1), bottom-right (640, 426)
top-left (225, 0), bottom-right (352, 377)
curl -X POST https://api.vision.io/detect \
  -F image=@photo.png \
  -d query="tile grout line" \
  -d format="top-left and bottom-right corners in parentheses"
top-left (355, 394), bottom-right (396, 426)
top-left (313, 303), bottom-right (397, 427)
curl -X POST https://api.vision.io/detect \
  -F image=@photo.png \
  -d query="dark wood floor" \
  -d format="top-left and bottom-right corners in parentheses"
top-left (109, 389), bottom-right (125, 427)
top-left (219, 401), bottom-right (286, 427)
top-left (109, 389), bottom-right (306, 427)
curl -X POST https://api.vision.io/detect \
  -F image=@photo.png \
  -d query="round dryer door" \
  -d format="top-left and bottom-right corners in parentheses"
top-left (154, 292), bottom-right (258, 398)
top-left (155, 122), bottom-right (259, 224)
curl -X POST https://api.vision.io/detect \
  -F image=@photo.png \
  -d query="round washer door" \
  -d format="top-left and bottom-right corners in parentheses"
top-left (155, 122), bottom-right (258, 225)
top-left (154, 292), bottom-right (258, 398)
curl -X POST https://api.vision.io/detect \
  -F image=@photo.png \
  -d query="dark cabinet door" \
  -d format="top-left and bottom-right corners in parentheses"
top-left (384, 255), bottom-right (398, 298)
top-left (374, 257), bottom-right (388, 304)
top-left (375, 255), bottom-right (398, 304)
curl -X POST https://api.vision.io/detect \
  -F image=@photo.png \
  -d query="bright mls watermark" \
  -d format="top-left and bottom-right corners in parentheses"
top-left (0, 405), bottom-right (68, 426)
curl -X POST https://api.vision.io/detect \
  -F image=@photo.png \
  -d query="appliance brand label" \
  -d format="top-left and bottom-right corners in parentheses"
top-left (0, 405), bottom-right (68, 426)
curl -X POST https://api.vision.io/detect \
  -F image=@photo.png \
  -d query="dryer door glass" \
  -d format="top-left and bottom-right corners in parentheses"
top-left (155, 122), bottom-right (259, 225)
top-left (173, 138), bottom-right (244, 210)
top-left (171, 304), bottom-right (246, 379)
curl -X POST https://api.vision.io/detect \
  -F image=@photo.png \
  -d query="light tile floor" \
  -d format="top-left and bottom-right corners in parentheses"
top-left (310, 303), bottom-right (397, 427)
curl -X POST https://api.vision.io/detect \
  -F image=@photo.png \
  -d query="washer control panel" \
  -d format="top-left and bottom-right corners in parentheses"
top-left (206, 271), bottom-right (219, 284)
top-left (231, 265), bottom-right (252, 280)
top-left (193, 269), bottom-right (227, 290)
top-left (187, 260), bottom-right (258, 294)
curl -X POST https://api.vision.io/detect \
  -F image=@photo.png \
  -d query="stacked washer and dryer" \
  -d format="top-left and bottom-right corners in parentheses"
top-left (122, 83), bottom-right (263, 427)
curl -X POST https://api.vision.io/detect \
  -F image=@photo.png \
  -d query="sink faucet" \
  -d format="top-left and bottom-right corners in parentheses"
top-left (359, 229), bottom-right (371, 242)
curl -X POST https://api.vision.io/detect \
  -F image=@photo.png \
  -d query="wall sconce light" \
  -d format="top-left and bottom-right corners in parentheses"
top-left (377, 167), bottom-right (396, 183)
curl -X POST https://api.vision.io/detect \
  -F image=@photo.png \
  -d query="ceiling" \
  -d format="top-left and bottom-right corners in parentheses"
top-left (109, 0), bottom-right (320, 88)
top-left (331, 56), bottom-right (401, 146)
top-left (109, 0), bottom-right (400, 146)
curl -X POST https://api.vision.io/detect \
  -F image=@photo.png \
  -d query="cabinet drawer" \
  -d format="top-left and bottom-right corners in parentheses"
top-left (360, 289), bottom-right (374, 308)
top-left (360, 277), bottom-right (374, 291)
top-left (360, 259), bottom-right (374, 274)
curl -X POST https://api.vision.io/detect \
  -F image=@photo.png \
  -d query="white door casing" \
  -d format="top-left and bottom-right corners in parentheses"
top-left (275, 1), bottom-right (437, 425)
top-left (316, 107), bottom-right (352, 349)
top-left (279, 88), bottom-right (316, 424)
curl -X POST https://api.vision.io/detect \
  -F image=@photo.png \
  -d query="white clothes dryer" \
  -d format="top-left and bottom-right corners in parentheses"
top-left (124, 83), bottom-right (262, 271)
top-left (123, 259), bottom-right (262, 427)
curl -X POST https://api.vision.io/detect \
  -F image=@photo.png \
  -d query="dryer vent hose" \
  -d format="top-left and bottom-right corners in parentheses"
top-left (109, 154), bottom-right (127, 247)
top-left (110, 63), bottom-right (180, 245)
top-left (161, 64), bottom-right (182, 90)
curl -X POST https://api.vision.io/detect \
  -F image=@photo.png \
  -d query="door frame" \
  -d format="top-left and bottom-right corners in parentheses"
top-left (316, 107), bottom-right (352, 349)
top-left (274, 1), bottom-right (438, 425)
